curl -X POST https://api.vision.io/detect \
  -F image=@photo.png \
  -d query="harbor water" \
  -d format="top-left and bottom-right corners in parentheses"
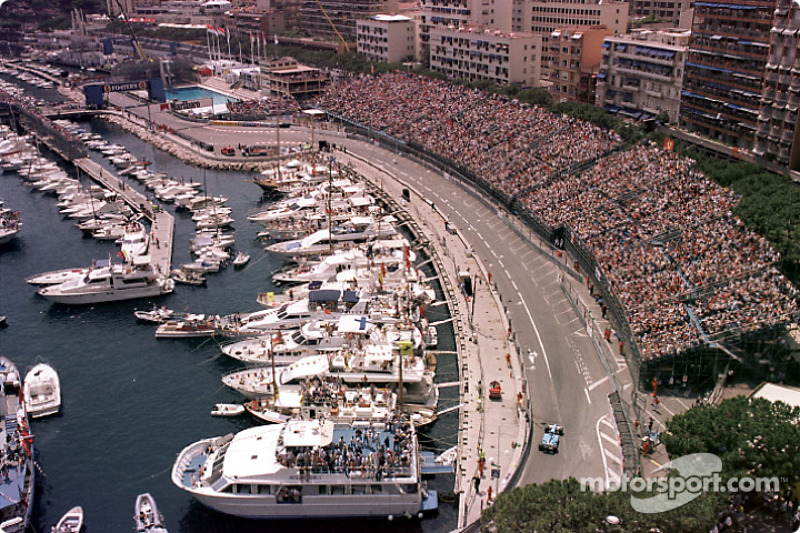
top-left (0, 119), bottom-right (459, 532)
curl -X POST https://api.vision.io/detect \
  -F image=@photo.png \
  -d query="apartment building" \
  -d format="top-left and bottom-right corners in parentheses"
top-left (429, 25), bottom-right (541, 85)
top-left (629, 0), bottom-right (693, 25)
top-left (595, 28), bottom-right (689, 122)
top-left (357, 14), bottom-right (418, 62)
top-left (754, 0), bottom-right (800, 171)
top-left (548, 26), bottom-right (611, 102)
top-left (512, 0), bottom-right (628, 81)
top-left (679, 0), bottom-right (773, 149)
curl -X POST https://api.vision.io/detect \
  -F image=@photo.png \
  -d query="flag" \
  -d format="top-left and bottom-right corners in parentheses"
top-left (206, 25), bottom-right (217, 35)
top-left (398, 340), bottom-right (414, 356)
top-left (216, 26), bottom-right (225, 35)
top-left (664, 138), bottom-right (674, 151)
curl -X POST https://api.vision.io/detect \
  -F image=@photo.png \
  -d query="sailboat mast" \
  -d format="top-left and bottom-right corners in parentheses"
top-left (328, 159), bottom-right (333, 256)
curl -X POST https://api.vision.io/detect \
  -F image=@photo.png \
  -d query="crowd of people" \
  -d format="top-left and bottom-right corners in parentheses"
top-left (224, 94), bottom-right (300, 121)
top-left (317, 73), bottom-right (798, 361)
top-left (276, 420), bottom-right (415, 481)
top-left (316, 72), bottom-right (621, 197)
top-left (524, 143), bottom-right (796, 359)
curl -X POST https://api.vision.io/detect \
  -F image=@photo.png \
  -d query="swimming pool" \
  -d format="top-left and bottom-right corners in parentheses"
top-left (164, 86), bottom-right (237, 106)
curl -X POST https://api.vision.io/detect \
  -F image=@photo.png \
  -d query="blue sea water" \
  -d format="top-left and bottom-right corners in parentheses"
top-left (0, 119), bottom-right (459, 533)
top-left (164, 86), bottom-right (237, 107)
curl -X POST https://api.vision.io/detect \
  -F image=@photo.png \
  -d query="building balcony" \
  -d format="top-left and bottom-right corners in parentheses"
top-left (615, 49), bottom-right (675, 66)
top-left (644, 88), bottom-right (662, 98)
top-left (616, 66), bottom-right (673, 82)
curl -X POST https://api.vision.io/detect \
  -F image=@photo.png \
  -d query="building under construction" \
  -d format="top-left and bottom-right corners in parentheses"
top-left (299, 0), bottom-right (398, 42)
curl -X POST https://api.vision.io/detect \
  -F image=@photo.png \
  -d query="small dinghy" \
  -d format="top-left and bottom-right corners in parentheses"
top-left (51, 506), bottom-right (84, 533)
top-left (210, 403), bottom-right (245, 417)
top-left (134, 493), bottom-right (168, 533)
top-left (23, 362), bottom-right (61, 418)
top-left (232, 251), bottom-right (250, 268)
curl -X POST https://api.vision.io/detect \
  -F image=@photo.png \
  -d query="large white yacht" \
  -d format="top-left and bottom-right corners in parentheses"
top-left (171, 418), bottom-right (437, 519)
top-left (265, 217), bottom-right (399, 258)
top-left (0, 356), bottom-right (35, 533)
top-left (37, 260), bottom-right (173, 305)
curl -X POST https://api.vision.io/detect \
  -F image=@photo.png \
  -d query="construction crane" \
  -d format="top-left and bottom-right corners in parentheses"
top-left (113, 0), bottom-right (148, 61)
top-left (313, 0), bottom-right (349, 52)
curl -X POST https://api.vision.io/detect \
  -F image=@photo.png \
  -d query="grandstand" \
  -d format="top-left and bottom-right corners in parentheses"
top-left (316, 72), bottom-right (800, 388)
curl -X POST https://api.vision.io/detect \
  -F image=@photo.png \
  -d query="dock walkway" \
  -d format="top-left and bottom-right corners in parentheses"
top-left (337, 151), bottom-right (528, 529)
top-left (74, 157), bottom-right (174, 276)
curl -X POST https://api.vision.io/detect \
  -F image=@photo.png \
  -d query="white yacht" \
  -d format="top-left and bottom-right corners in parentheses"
top-left (265, 217), bottom-right (398, 258)
top-left (221, 348), bottom-right (438, 408)
top-left (37, 260), bottom-right (173, 305)
top-left (215, 288), bottom-right (367, 337)
top-left (0, 356), bottom-right (35, 533)
top-left (171, 418), bottom-right (437, 519)
top-left (23, 362), bottom-right (61, 418)
top-left (0, 208), bottom-right (21, 246)
top-left (119, 221), bottom-right (149, 259)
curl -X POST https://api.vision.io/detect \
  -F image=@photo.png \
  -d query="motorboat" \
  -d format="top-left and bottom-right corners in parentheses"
top-left (23, 362), bottom-right (61, 418)
top-left (243, 380), bottom-right (437, 427)
top-left (233, 252), bottom-right (250, 268)
top-left (0, 356), bottom-right (35, 533)
top-left (425, 326), bottom-right (438, 349)
top-left (134, 306), bottom-right (177, 324)
top-left (134, 493), bottom-right (168, 533)
top-left (180, 259), bottom-right (222, 274)
top-left (0, 208), bottom-right (21, 246)
top-left (222, 349), bottom-right (439, 408)
top-left (171, 418), bottom-right (437, 519)
top-left (170, 269), bottom-right (206, 286)
top-left (25, 260), bottom-right (108, 286)
top-left (210, 403), bottom-right (245, 417)
top-left (118, 221), bottom-right (149, 259)
top-left (216, 288), bottom-right (367, 337)
top-left (50, 506), bottom-right (83, 533)
top-left (265, 217), bottom-right (398, 258)
top-left (37, 260), bottom-right (174, 305)
top-left (155, 315), bottom-right (216, 339)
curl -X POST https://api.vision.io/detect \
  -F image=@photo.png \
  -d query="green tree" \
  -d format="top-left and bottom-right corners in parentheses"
top-left (661, 396), bottom-right (800, 483)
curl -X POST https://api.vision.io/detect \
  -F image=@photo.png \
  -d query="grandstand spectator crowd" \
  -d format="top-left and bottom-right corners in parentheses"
top-left (224, 94), bottom-right (300, 121)
top-left (317, 72), bottom-right (799, 361)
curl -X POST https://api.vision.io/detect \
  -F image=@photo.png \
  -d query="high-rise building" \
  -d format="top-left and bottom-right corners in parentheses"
top-left (596, 28), bottom-right (689, 122)
top-left (357, 14), bottom-right (419, 63)
top-left (629, 0), bottom-right (693, 26)
top-left (548, 26), bottom-right (611, 103)
top-left (754, 0), bottom-right (800, 170)
top-left (419, 0), bottom-right (513, 58)
top-left (679, 0), bottom-right (773, 148)
top-left (429, 25), bottom-right (541, 85)
top-left (299, 0), bottom-right (398, 41)
top-left (512, 0), bottom-right (629, 80)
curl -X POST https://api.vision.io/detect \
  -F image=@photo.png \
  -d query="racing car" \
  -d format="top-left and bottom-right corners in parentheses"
top-left (539, 424), bottom-right (564, 453)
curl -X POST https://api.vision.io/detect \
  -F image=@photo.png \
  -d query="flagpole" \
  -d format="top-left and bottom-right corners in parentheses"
top-left (226, 27), bottom-right (231, 61)
top-left (206, 29), bottom-right (212, 64)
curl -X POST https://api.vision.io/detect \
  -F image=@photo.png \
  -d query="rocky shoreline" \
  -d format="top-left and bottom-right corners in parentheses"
top-left (102, 113), bottom-right (274, 172)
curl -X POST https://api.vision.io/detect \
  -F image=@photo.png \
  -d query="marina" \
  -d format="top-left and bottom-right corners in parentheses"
top-left (0, 115), bottom-right (460, 532)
